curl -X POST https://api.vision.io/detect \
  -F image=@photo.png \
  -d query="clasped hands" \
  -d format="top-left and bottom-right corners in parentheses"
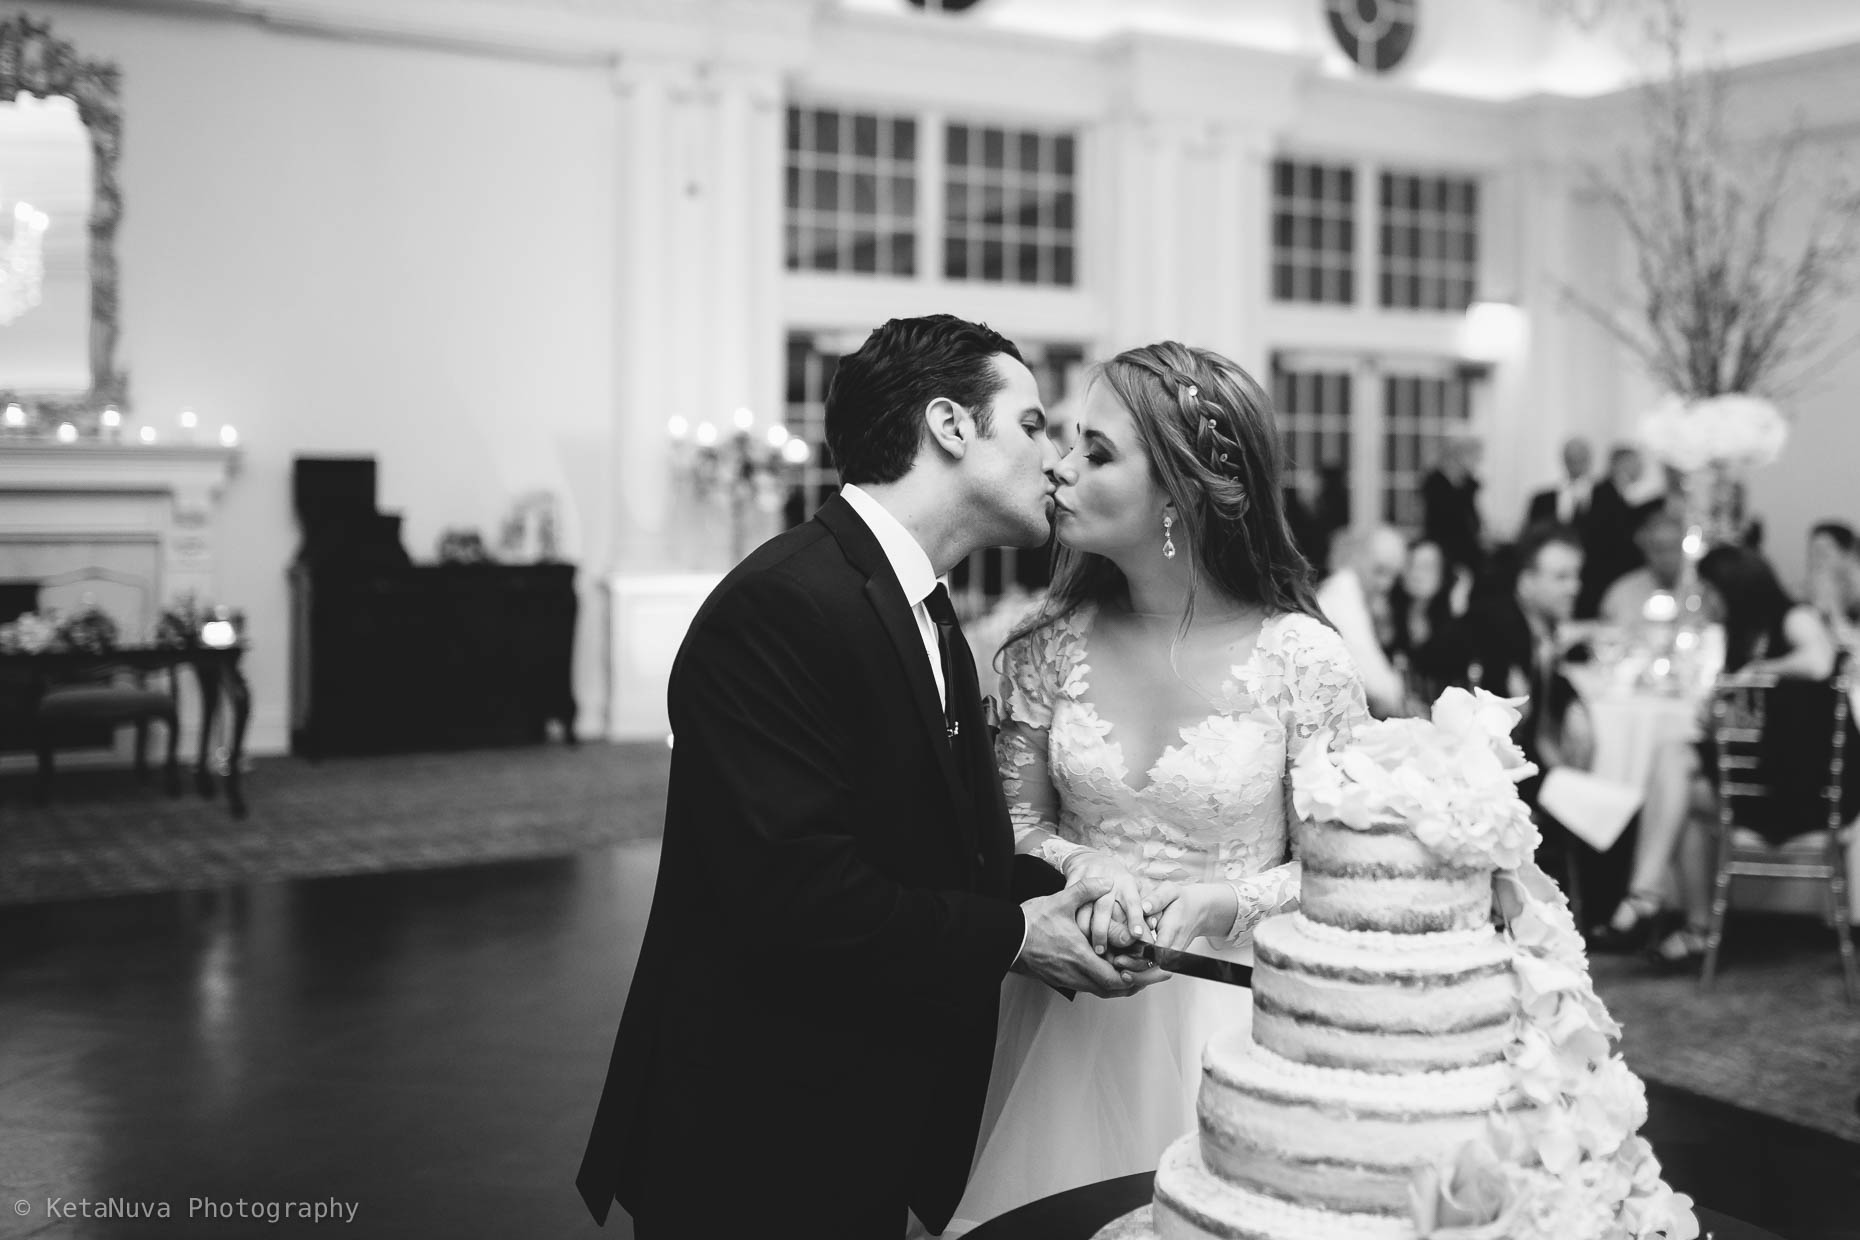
top-left (1013, 849), bottom-right (1238, 999)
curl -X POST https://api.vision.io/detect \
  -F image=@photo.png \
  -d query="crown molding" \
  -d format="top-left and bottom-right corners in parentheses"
top-left (41, 0), bottom-right (824, 72)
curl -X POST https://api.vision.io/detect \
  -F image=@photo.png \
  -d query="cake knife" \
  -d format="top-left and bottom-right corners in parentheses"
top-left (1120, 941), bottom-right (1253, 988)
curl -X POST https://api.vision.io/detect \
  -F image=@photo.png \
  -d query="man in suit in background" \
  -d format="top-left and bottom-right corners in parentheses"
top-left (1463, 524), bottom-right (1609, 918)
top-left (1523, 436), bottom-right (1594, 534)
top-left (1578, 444), bottom-right (1667, 619)
top-left (1422, 436), bottom-right (1486, 580)
top-left (577, 315), bottom-right (1154, 1238)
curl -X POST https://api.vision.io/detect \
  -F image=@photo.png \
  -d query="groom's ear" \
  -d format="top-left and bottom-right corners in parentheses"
top-left (925, 396), bottom-right (969, 460)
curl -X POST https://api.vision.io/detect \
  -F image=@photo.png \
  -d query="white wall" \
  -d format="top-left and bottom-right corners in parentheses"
top-left (22, 0), bottom-right (1859, 753)
top-left (33, 2), bottom-right (618, 750)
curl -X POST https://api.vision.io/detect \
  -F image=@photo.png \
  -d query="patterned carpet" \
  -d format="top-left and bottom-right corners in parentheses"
top-left (3, 742), bottom-right (1854, 1146)
top-left (1592, 921), bottom-right (1860, 1144)
top-left (0, 742), bottom-right (671, 907)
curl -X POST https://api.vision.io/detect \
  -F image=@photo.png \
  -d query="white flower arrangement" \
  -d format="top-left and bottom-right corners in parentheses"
top-left (1637, 392), bottom-right (1789, 474)
top-left (1291, 687), bottom-right (1540, 871)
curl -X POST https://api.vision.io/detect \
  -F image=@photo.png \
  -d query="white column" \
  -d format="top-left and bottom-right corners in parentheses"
top-left (1147, 121), bottom-right (1186, 340)
top-left (610, 60), bottom-right (687, 572)
top-left (1106, 117), bottom-right (1154, 348)
top-left (1512, 156), bottom-right (1578, 526)
top-left (744, 71), bottom-right (785, 443)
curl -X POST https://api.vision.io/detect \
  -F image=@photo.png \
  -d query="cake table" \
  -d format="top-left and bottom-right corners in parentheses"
top-left (961, 1171), bottom-right (1781, 1240)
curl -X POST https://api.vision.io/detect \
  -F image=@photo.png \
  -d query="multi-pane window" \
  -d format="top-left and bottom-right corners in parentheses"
top-left (944, 124), bottom-right (1077, 285)
top-left (785, 107), bottom-right (918, 276)
top-left (947, 343), bottom-right (1085, 615)
top-left (782, 331), bottom-right (844, 525)
top-left (1271, 363), bottom-right (1354, 562)
top-left (1382, 372), bottom-right (1472, 528)
top-left (782, 334), bottom-right (1082, 614)
top-left (1271, 159), bottom-right (1356, 305)
top-left (1379, 172), bottom-right (1479, 311)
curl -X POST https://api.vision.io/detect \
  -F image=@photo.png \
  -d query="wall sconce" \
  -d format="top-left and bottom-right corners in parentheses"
top-left (669, 407), bottom-right (813, 562)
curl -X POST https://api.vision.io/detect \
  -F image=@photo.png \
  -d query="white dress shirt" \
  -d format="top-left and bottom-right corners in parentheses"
top-left (1556, 477), bottom-right (1593, 524)
top-left (840, 484), bottom-right (946, 705)
top-left (839, 485), bottom-right (1031, 962)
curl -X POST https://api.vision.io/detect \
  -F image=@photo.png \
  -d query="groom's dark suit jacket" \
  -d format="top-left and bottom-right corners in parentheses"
top-left (577, 494), bottom-right (1059, 1234)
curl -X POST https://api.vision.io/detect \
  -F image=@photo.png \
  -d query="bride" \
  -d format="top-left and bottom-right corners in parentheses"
top-left (947, 342), bottom-right (1368, 1231)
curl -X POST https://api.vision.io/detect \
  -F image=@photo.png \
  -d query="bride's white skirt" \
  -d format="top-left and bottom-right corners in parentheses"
top-left (945, 941), bottom-right (1254, 1235)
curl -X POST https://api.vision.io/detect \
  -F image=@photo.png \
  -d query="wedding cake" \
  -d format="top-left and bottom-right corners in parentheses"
top-left (1114, 689), bottom-right (1700, 1240)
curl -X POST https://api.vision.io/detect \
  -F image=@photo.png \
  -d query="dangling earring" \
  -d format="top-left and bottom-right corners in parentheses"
top-left (1161, 512), bottom-right (1176, 560)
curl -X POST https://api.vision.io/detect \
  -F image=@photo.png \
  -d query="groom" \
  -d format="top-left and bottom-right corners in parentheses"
top-left (577, 315), bottom-right (1149, 1236)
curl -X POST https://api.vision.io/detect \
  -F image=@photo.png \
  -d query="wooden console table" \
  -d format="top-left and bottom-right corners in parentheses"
top-left (0, 645), bottom-right (252, 816)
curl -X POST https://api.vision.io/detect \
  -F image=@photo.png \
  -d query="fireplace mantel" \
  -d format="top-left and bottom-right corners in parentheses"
top-left (0, 440), bottom-right (244, 635)
top-left (0, 441), bottom-right (241, 517)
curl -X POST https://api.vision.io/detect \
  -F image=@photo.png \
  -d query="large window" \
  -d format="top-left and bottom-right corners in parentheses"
top-left (944, 123), bottom-right (1077, 286)
top-left (1270, 159), bottom-right (1356, 305)
top-left (1268, 356), bottom-right (1477, 552)
top-left (785, 107), bottom-right (919, 276)
top-left (782, 331), bottom-right (844, 524)
top-left (1378, 171), bottom-right (1479, 312)
top-left (781, 333), bottom-right (1084, 615)
top-left (1382, 371), bottom-right (1473, 527)
top-left (1271, 363), bottom-right (1354, 524)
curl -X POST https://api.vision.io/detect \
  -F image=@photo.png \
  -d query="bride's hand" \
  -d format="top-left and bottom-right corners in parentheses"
top-left (1141, 882), bottom-right (1239, 951)
top-left (1062, 850), bottom-right (1149, 956)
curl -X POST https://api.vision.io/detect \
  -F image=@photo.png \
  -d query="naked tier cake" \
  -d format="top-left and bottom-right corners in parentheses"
top-left (1109, 689), bottom-right (1700, 1240)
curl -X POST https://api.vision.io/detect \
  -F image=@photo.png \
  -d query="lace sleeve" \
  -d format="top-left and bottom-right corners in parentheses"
top-left (1212, 614), bottom-right (1370, 948)
top-left (1219, 859), bottom-right (1301, 948)
top-left (1279, 614), bottom-right (1372, 765)
top-left (998, 626), bottom-right (1087, 872)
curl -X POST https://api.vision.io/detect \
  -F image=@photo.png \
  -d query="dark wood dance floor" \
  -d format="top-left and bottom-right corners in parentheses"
top-left (3, 821), bottom-right (1857, 1238)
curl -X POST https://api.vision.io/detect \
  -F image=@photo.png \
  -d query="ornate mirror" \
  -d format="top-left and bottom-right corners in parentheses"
top-left (0, 14), bottom-right (125, 422)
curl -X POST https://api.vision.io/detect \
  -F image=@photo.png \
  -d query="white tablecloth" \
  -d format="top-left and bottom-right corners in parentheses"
top-left (1566, 664), bottom-right (1701, 794)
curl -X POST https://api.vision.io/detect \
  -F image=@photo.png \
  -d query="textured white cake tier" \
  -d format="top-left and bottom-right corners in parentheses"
top-left (1152, 1135), bottom-right (1417, 1240)
top-left (1298, 821), bottom-right (1492, 933)
top-left (1196, 1007), bottom-right (1516, 1215)
top-left (1251, 914), bottom-right (1517, 1072)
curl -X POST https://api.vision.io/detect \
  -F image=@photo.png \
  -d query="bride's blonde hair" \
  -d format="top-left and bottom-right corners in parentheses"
top-left (1000, 341), bottom-right (1323, 665)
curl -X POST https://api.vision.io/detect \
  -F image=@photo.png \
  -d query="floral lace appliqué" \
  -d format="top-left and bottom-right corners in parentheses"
top-left (998, 607), bottom-right (1369, 949)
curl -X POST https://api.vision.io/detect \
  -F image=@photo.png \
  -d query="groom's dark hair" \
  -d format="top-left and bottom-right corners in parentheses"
top-left (824, 314), bottom-right (1026, 485)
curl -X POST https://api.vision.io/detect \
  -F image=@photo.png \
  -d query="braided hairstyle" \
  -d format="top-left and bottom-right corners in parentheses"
top-left (1003, 341), bottom-right (1324, 658)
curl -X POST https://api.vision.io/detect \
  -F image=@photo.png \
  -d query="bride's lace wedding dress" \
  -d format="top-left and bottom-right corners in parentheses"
top-left (947, 603), bottom-right (1367, 1232)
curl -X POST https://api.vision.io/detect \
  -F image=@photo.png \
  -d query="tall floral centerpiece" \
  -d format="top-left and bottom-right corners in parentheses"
top-left (1549, 0), bottom-right (1860, 563)
top-left (1638, 394), bottom-right (1787, 553)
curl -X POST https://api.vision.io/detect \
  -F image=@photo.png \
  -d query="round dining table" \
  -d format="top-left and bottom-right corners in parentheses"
top-left (964, 1170), bottom-right (1782, 1240)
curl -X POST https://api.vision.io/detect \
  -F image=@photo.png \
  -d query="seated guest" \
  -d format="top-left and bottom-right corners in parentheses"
top-left (1578, 445), bottom-right (1666, 619)
top-left (1463, 525), bottom-right (1597, 893)
top-left (1523, 436), bottom-right (1594, 533)
top-left (1598, 511), bottom-right (1688, 627)
top-left (1592, 545), bottom-right (1849, 969)
top-left (1317, 525), bottom-right (1409, 717)
top-left (1386, 537), bottom-right (1471, 709)
top-left (1807, 519), bottom-right (1859, 646)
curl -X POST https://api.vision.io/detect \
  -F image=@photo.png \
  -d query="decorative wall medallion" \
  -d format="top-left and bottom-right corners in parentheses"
top-left (905, 0), bottom-right (987, 11)
top-left (1325, 0), bottom-right (1418, 74)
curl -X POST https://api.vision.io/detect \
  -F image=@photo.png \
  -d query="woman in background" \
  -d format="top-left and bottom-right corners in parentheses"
top-left (1384, 537), bottom-right (1471, 710)
top-left (1591, 546), bottom-right (1845, 969)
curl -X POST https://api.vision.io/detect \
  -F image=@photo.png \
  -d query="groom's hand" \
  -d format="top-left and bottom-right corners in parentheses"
top-left (1016, 879), bottom-right (1141, 998)
top-left (1060, 851), bottom-right (1150, 958)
